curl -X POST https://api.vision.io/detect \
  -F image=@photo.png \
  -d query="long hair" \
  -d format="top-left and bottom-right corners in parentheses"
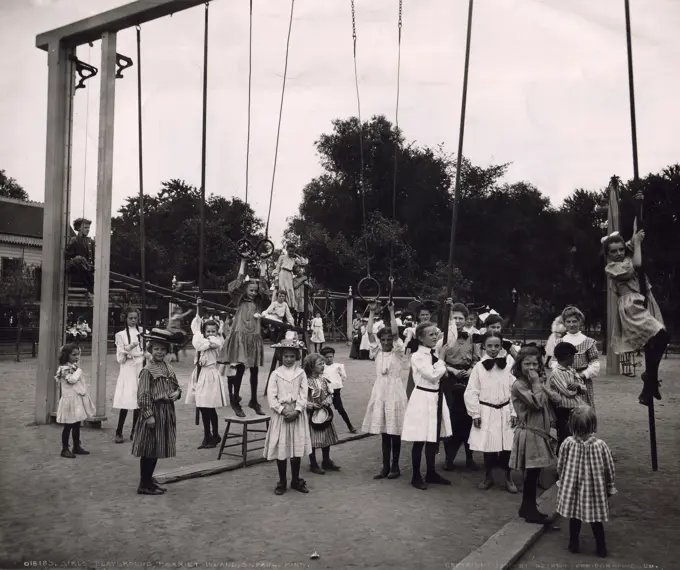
top-left (58, 343), bottom-right (80, 365)
top-left (303, 353), bottom-right (324, 377)
top-left (568, 405), bottom-right (598, 440)
top-left (511, 346), bottom-right (544, 380)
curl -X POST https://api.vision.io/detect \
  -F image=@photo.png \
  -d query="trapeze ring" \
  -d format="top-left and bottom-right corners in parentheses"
top-left (236, 238), bottom-right (258, 260)
top-left (357, 276), bottom-right (381, 302)
top-left (256, 239), bottom-right (276, 259)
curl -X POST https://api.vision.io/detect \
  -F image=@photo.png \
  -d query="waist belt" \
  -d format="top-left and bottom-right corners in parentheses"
top-left (450, 364), bottom-right (470, 371)
top-left (480, 400), bottom-right (510, 409)
top-left (416, 385), bottom-right (439, 393)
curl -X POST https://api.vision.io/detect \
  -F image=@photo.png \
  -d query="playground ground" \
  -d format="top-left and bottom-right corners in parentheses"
top-left (0, 345), bottom-right (678, 569)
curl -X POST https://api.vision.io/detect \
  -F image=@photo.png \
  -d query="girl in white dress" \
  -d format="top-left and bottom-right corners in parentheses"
top-left (55, 343), bottom-right (95, 458)
top-left (186, 306), bottom-right (226, 449)
top-left (113, 308), bottom-right (146, 443)
top-left (401, 321), bottom-right (453, 490)
top-left (465, 331), bottom-right (518, 493)
top-left (264, 337), bottom-right (312, 495)
top-left (361, 302), bottom-right (407, 480)
top-left (310, 312), bottom-right (325, 352)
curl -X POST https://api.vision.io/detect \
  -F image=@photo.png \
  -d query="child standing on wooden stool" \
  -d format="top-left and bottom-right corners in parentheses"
top-left (132, 329), bottom-right (182, 495)
top-left (465, 331), bottom-right (518, 493)
top-left (304, 353), bottom-right (340, 474)
top-left (264, 336), bottom-right (312, 495)
top-left (557, 405), bottom-right (616, 558)
top-left (509, 346), bottom-right (557, 524)
top-left (320, 346), bottom-right (357, 433)
top-left (187, 304), bottom-right (226, 449)
top-left (56, 343), bottom-right (95, 458)
top-left (361, 301), bottom-right (407, 479)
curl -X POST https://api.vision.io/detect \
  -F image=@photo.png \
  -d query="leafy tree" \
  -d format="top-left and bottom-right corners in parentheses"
top-left (0, 262), bottom-right (39, 361)
top-left (0, 170), bottom-right (29, 201)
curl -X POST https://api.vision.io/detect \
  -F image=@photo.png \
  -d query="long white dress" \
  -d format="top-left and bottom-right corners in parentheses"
top-left (361, 339), bottom-right (408, 435)
top-left (185, 315), bottom-right (227, 408)
top-left (401, 345), bottom-right (452, 442)
top-left (311, 316), bottom-right (325, 343)
top-left (464, 355), bottom-right (516, 452)
top-left (113, 327), bottom-right (145, 410)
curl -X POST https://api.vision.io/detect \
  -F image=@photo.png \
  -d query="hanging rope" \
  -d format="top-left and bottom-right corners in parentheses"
top-left (351, 0), bottom-right (370, 279)
top-left (245, 0), bottom-right (253, 205)
top-left (136, 25), bottom-right (147, 332)
top-left (388, 0), bottom-right (403, 304)
top-left (265, 0), bottom-right (295, 239)
top-left (81, 44), bottom-right (92, 218)
top-left (198, 1), bottom-right (210, 306)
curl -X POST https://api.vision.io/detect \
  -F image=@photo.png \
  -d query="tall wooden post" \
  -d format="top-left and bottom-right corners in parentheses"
top-left (346, 287), bottom-right (353, 346)
top-left (35, 41), bottom-right (76, 424)
top-left (605, 180), bottom-right (621, 375)
top-left (89, 31), bottom-right (118, 426)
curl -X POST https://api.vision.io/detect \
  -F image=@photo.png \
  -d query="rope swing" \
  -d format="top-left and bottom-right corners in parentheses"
top-left (135, 24), bottom-right (147, 332)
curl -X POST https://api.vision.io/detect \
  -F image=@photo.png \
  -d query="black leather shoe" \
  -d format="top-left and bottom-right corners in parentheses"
top-left (291, 478), bottom-right (309, 493)
top-left (373, 466), bottom-right (389, 480)
top-left (411, 478), bottom-right (427, 490)
top-left (137, 485), bottom-right (164, 495)
top-left (249, 401), bottom-right (265, 415)
top-left (425, 472), bottom-right (451, 485)
top-left (73, 444), bottom-right (90, 455)
top-left (151, 478), bottom-right (167, 492)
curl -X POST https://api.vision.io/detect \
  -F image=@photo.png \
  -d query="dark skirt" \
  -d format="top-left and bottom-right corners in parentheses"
top-left (441, 374), bottom-right (472, 440)
top-left (132, 400), bottom-right (177, 459)
top-left (349, 334), bottom-right (361, 359)
top-left (308, 410), bottom-right (339, 449)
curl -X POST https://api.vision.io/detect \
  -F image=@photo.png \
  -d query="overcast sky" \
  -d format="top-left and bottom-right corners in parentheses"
top-left (1, 0), bottom-right (679, 245)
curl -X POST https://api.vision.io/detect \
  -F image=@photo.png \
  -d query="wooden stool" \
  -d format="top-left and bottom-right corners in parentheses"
top-left (217, 416), bottom-right (271, 466)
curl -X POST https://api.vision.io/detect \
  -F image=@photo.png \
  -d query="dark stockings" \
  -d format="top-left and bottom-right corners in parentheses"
top-left (116, 408), bottom-right (140, 436)
top-left (380, 433), bottom-right (401, 468)
top-left (61, 422), bottom-right (80, 447)
top-left (277, 459), bottom-right (287, 483)
top-left (445, 436), bottom-right (473, 464)
top-left (229, 365), bottom-right (259, 402)
top-left (139, 457), bottom-right (159, 488)
top-left (198, 408), bottom-right (218, 438)
top-left (569, 518), bottom-right (606, 556)
top-left (332, 390), bottom-right (353, 429)
top-left (483, 451), bottom-right (511, 477)
top-left (290, 457), bottom-right (301, 482)
top-left (520, 468), bottom-right (541, 515)
top-left (642, 329), bottom-right (669, 401)
top-left (411, 441), bottom-right (438, 481)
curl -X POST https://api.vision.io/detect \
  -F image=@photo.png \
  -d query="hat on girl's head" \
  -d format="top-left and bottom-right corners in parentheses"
top-left (141, 328), bottom-right (182, 350)
top-left (408, 299), bottom-right (440, 316)
top-left (319, 346), bottom-right (335, 356)
top-left (310, 407), bottom-right (334, 430)
top-left (272, 331), bottom-right (305, 351)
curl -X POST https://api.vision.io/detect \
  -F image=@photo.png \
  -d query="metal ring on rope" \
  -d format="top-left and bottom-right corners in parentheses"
top-left (236, 238), bottom-right (258, 261)
top-left (256, 238), bottom-right (275, 259)
top-left (357, 276), bottom-right (381, 302)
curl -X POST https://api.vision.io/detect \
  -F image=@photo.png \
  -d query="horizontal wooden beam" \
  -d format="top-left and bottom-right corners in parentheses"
top-left (36, 0), bottom-right (211, 51)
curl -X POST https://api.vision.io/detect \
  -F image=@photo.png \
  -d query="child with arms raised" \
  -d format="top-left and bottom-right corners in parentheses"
top-left (264, 336), bottom-right (312, 495)
top-left (557, 405), bottom-right (616, 557)
top-left (361, 301), bottom-right (407, 479)
top-left (465, 331), bottom-right (518, 493)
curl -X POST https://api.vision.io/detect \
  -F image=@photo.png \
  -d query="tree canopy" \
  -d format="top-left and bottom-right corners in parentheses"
top-left (0, 170), bottom-right (29, 201)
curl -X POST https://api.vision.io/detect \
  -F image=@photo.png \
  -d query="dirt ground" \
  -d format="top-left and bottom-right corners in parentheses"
top-left (514, 356), bottom-right (680, 570)
top-left (1, 346), bottom-right (678, 569)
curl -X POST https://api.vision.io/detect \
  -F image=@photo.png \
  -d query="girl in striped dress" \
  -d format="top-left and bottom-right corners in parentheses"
top-left (304, 353), bottom-right (340, 474)
top-left (464, 331), bottom-right (518, 493)
top-left (557, 405), bottom-right (616, 558)
top-left (186, 309), bottom-right (226, 449)
top-left (551, 306), bottom-right (600, 410)
top-left (132, 329), bottom-right (182, 496)
top-left (113, 308), bottom-right (145, 443)
top-left (56, 343), bottom-right (95, 458)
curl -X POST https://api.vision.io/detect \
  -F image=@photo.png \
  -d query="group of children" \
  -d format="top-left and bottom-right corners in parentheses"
top-left (54, 222), bottom-right (669, 557)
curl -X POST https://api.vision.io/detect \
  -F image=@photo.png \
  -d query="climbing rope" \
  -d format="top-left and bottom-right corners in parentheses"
top-left (245, 0), bottom-right (253, 205)
top-left (136, 24), bottom-right (147, 332)
top-left (81, 43), bottom-right (92, 218)
top-left (265, 0), bottom-right (295, 239)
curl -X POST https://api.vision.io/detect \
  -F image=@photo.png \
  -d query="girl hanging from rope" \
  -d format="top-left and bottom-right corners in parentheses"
top-left (113, 308), bottom-right (147, 444)
top-left (224, 258), bottom-right (269, 417)
top-left (186, 300), bottom-right (226, 449)
top-left (602, 226), bottom-right (668, 406)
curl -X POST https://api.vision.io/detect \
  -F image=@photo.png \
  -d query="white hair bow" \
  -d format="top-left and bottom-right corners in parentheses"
top-left (600, 231), bottom-right (620, 244)
top-left (479, 309), bottom-right (499, 323)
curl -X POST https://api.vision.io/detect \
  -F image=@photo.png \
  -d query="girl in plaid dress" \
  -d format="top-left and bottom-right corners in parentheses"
top-left (305, 354), bottom-right (340, 474)
top-left (551, 306), bottom-right (600, 410)
top-left (132, 330), bottom-right (182, 496)
top-left (557, 405), bottom-right (616, 558)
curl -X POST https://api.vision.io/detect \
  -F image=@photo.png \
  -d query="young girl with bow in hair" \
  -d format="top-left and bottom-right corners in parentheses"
top-left (465, 331), bottom-right (518, 493)
top-left (602, 228), bottom-right (668, 406)
top-left (224, 259), bottom-right (269, 417)
top-left (56, 343), bottom-right (95, 458)
top-left (509, 346), bottom-right (557, 524)
top-left (113, 308), bottom-right (146, 443)
top-left (404, 300), bottom-right (442, 398)
top-left (361, 301), bottom-right (407, 480)
top-left (187, 301), bottom-right (226, 449)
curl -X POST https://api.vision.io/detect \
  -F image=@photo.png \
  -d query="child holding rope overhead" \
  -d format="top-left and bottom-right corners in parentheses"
top-left (361, 301), bottom-right (407, 480)
top-left (132, 329), bottom-right (182, 496)
top-left (186, 300), bottom-right (226, 449)
top-left (113, 307), bottom-right (147, 444)
top-left (264, 335), bottom-right (312, 495)
top-left (556, 405), bottom-right (616, 558)
top-left (224, 258), bottom-right (269, 417)
top-left (56, 343), bottom-right (95, 458)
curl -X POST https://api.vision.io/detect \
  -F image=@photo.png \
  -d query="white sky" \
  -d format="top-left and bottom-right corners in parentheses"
top-left (1, 0), bottom-right (679, 245)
